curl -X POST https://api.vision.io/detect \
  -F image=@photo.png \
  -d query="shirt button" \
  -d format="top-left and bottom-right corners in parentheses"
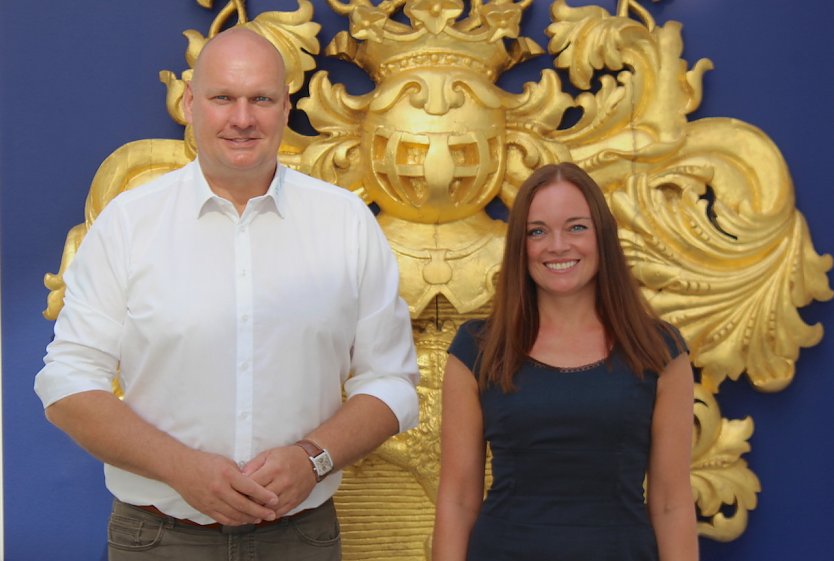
top-left (241, 314), bottom-right (250, 323)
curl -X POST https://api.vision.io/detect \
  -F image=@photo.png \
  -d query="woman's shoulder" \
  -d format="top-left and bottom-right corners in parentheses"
top-left (447, 319), bottom-right (487, 373)
top-left (450, 319), bottom-right (486, 349)
top-left (459, 318), bottom-right (486, 335)
top-left (656, 320), bottom-right (689, 359)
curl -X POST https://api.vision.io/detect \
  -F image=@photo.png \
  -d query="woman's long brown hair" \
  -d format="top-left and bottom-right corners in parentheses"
top-left (478, 163), bottom-right (682, 392)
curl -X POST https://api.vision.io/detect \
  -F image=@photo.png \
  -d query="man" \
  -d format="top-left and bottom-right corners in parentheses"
top-left (35, 27), bottom-right (419, 560)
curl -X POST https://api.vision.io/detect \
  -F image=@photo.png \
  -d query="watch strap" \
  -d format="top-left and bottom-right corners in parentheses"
top-left (294, 439), bottom-right (324, 458)
top-left (294, 439), bottom-right (331, 482)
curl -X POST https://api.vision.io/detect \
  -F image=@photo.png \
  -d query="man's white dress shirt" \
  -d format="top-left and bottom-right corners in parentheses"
top-left (35, 160), bottom-right (419, 524)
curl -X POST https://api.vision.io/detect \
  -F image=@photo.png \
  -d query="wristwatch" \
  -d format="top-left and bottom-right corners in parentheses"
top-left (294, 439), bottom-right (334, 482)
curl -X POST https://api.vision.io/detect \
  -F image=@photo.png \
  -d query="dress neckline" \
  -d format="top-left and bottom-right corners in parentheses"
top-left (527, 356), bottom-right (608, 373)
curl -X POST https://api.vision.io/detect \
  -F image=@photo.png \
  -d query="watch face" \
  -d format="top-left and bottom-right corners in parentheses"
top-left (313, 452), bottom-right (333, 476)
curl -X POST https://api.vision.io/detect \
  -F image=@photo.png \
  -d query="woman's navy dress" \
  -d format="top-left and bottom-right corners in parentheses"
top-left (448, 320), bottom-right (685, 561)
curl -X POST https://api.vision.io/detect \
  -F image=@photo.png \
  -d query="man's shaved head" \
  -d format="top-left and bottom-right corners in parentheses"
top-left (191, 27), bottom-right (286, 91)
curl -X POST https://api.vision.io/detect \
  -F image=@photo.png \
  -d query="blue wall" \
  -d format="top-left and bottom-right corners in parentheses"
top-left (2, 1), bottom-right (831, 559)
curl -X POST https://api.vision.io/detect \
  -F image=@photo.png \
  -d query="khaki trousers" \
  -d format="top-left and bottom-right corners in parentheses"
top-left (108, 499), bottom-right (341, 561)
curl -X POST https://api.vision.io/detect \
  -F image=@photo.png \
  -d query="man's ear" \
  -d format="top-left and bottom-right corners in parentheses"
top-left (183, 83), bottom-right (194, 125)
top-left (281, 86), bottom-right (291, 125)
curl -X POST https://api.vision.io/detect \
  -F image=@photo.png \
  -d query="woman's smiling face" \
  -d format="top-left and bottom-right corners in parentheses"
top-left (525, 181), bottom-right (599, 302)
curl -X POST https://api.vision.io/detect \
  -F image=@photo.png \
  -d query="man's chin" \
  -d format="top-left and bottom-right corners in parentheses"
top-left (221, 158), bottom-right (277, 176)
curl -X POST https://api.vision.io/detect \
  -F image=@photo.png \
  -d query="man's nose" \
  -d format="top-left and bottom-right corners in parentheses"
top-left (230, 99), bottom-right (254, 128)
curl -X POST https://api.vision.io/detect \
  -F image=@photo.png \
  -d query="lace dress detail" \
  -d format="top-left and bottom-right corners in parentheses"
top-left (528, 356), bottom-right (607, 373)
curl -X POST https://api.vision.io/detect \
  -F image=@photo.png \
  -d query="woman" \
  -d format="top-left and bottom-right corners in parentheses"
top-left (432, 163), bottom-right (698, 561)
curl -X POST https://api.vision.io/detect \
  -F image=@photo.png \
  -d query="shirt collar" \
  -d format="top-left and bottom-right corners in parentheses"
top-left (191, 158), bottom-right (286, 219)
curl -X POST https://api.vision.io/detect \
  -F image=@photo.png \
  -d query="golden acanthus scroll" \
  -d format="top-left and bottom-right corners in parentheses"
top-left (43, 0), bottom-right (831, 556)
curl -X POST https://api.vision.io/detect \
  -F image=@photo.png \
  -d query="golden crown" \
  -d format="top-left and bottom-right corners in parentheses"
top-left (324, 0), bottom-right (543, 82)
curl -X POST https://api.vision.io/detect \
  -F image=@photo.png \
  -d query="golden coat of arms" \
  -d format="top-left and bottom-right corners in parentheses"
top-left (44, 0), bottom-right (832, 558)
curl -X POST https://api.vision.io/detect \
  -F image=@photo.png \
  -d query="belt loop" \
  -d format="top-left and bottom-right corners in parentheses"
top-left (162, 514), bottom-right (177, 530)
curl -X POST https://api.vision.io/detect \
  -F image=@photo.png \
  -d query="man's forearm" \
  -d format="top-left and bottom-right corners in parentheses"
top-left (306, 393), bottom-right (400, 471)
top-left (238, 393), bottom-right (401, 517)
top-left (45, 389), bottom-right (190, 484)
top-left (45, 389), bottom-right (281, 525)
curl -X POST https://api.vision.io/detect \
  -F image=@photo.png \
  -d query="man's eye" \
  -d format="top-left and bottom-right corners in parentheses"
top-left (254, 96), bottom-right (271, 103)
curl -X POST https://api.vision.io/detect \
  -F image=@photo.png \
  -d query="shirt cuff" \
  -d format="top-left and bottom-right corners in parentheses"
top-left (34, 362), bottom-right (115, 409)
top-left (345, 375), bottom-right (419, 433)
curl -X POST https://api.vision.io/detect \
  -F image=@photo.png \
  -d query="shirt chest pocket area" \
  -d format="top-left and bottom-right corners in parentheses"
top-left (258, 261), bottom-right (358, 348)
